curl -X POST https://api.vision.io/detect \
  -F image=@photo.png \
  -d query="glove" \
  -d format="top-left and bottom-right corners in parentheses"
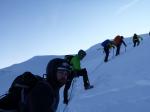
top-left (63, 99), bottom-right (69, 105)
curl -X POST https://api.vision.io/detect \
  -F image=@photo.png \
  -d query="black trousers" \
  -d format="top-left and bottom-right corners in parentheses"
top-left (133, 40), bottom-right (140, 47)
top-left (104, 47), bottom-right (109, 62)
top-left (116, 45), bottom-right (121, 56)
top-left (63, 68), bottom-right (90, 101)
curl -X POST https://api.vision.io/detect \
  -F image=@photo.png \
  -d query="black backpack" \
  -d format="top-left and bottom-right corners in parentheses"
top-left (6, 72), bottom-right (42, 111)
top-left (64, 55), bottom-right (74, 64)
top-left (133, 34), bottom-right (139, 42)
top-left (9, 72), bottom-right (40, 92)
top-left (101, 39), bottom-right (111, 47)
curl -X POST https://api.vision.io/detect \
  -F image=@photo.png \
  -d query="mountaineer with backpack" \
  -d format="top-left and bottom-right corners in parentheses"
top-left (101, 39), bottom-right (115, 62)
top-left (132, 33), bottom-right (143, 47)
top-left (0, 58), bottom-right (71, 112)
top-left (63, 50), bottom-right (93, 105)
top-left (113, 35), bottom-right (127, 56)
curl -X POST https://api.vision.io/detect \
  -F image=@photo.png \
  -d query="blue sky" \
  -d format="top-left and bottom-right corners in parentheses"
top-left (0, 0), bottom-right (150, 69)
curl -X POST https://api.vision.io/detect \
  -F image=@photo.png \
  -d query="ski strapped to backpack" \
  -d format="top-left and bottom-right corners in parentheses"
top-left (0, 109), bottom-right (17, 112)
top-left (0, 93), bottom-right (7, 99)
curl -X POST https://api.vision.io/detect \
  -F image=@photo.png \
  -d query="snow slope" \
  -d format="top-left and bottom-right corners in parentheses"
top-left (58, 34), bottom-right (150, 112)
top-left (0, 34), bottom-right (150, 112)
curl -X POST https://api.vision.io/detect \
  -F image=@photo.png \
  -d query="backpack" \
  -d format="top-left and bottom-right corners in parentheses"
top-left (113, 35), bottom-right (122, 45)
top-left (101, 39), bottom-right (111, 47)
top-left (9, 72), bottom-right (40, 92)
top-left (7, 72), bottom-right (42, 111)
top-left (64, 55), bottom-right (74, 64)
top-left (133, 35), bottom-right (139, 41)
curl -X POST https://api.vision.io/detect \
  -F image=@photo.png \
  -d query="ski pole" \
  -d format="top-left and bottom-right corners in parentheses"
top-left (97, 48), bottom-right (104, 54)
top-left (113, 48), bottom-right (114, 56)
top-left (63, 78), bottom-right (76, 112)
top-left (68, 78), bottom-right (76, 101)
top-left (97, 48), bottom-right (101, 51)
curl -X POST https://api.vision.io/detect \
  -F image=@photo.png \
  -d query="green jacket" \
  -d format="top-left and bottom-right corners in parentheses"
top-left (70, 55), bottom-right (81, 71)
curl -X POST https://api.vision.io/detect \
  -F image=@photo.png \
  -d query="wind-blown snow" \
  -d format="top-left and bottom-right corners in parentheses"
top-left (0, 34), bottom-right (150, 112)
